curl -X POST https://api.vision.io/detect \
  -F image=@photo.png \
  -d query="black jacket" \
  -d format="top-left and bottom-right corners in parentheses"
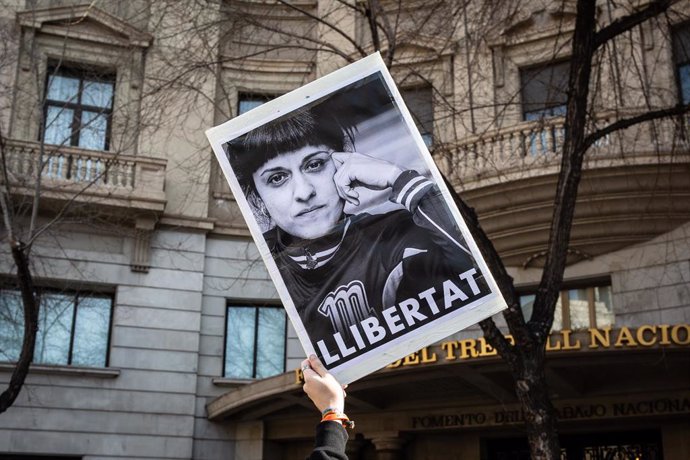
top-left (308, 421), bottom-right (348, 460)
top-left (267, 171), bottom-right (485, 367)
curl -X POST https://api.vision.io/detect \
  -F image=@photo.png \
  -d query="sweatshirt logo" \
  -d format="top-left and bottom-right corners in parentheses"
top-left (318, 280), bottom-right (373, 337)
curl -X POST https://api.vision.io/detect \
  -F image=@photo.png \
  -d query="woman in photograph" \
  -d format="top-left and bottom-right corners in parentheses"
top-left (225, 106), bottom-right (483, 363)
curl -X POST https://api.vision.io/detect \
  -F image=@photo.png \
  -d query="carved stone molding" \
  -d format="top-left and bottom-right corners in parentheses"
top-left (370, 432), bottom-right (406, 460)
top-left (17, 5), bottom-right (153, 48)
top-left (131, 216), bottom-right (156, 273)
top-left (493, 46), bottom-right (505, 88)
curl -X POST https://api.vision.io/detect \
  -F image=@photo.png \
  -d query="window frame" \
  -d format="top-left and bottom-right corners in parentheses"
top-left (519, 60), bottom-right (570, 121)
top-left (400, 85), bottom-right (434, 148)
top-left (223, 302), bottom-right (288, 380)
top-left (517, 277), bottom-right (613, 331)
top-left (237, 92), bottom-right (278, 116)
top-left (0, 283), bottom-right (115, 367)
top-left (671, 22), bottom-right (690, 105)
top-left (42, 61), bottom-right (116, 151)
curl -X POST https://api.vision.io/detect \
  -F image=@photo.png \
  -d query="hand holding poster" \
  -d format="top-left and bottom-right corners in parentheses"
top-left (206, 53), bottom-right (507, 384)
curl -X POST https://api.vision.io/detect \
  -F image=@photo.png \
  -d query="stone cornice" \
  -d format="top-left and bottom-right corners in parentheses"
top-left (17, 4), bottom-right (153, 48)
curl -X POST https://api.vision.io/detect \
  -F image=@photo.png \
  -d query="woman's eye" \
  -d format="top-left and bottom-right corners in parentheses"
top-left (267, 172), bottom-right (288, 186)
top-left (304, 159), bottom-right (325, 172)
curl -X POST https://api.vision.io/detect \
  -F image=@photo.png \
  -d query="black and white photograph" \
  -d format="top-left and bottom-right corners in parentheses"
top-left (207, 53), bottom-right (507, 383)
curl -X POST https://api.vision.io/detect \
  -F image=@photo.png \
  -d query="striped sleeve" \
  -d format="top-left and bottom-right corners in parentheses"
top-left (389, 169), bottom-right (473, 258)
top-left (390, 170), bottom-right (434, 211)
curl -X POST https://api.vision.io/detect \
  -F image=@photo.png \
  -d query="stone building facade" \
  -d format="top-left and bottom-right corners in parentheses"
top-left (0, 1), bottom-right (688, 459)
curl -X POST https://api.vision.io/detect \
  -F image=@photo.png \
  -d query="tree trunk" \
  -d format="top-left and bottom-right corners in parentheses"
top-left (0, 240), bottom-right (39, 414)
top-left (443, 179), bottom-right (562, 458)
top-left (515, 351), bottom-right (560, 459)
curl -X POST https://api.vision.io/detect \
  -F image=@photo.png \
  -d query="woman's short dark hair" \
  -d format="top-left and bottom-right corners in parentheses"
top-left (224, 107), bottom-right (351, 191)
top-left (223, 106), bottom-right (354, 231)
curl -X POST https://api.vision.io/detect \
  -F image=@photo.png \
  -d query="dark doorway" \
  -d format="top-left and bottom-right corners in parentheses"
top-left (483, 430), bottom-right (663, 460)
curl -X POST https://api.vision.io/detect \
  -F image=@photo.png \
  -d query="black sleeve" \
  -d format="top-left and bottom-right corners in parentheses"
top-left (390, 170), bottom-right (474, 270)
top-left (307, 421), bottom-right (349, 460)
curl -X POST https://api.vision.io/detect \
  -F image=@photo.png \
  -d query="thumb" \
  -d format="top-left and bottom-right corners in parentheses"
top-left (308, 354), bottom-right (328, 377)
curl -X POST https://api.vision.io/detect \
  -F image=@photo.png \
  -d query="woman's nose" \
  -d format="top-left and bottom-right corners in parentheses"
top-left (293, 173), bottom-right (316, 201)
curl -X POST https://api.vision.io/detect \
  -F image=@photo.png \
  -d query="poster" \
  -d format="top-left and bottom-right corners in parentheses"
top-left (206, 53), bottom-right (507, 384)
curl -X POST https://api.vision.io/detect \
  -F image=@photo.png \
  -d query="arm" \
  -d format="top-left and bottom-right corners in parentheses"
top-left (302, 355), bottom-right (350, 460)
top-left (332, 152), bottom-right (472, 263)
top-left (389, 170), bottom-right (472, 260)
top-left (311, 422), bottom-right (349, 460)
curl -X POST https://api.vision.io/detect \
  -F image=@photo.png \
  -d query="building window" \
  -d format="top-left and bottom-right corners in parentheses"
top-left (672, 24), bottom-right (690, 105)
top-left (43, 64), bottom-right (115, 151)
top-left (224, 303), bottom-right (287, 379)
top-left (519, 281), bottom-right (614, 331)
top-left (0, 287), bottom-right (113, 367)
top-left (401, 86), bottom-right (434, 147)
top-left (520, 61), bottom-right (569, 121)
top-left (238, 93), bottom-right (276, 115)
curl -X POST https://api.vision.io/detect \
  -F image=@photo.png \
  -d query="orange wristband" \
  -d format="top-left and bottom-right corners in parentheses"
top-left (321, 411), bottom-right (355, 429)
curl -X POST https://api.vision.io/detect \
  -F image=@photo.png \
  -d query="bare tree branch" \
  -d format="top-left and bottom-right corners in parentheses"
top-left (594, 0), bottom-right (673, 49)
top-left (276, 0), bottom-right (369, 58)
top-left (532, 0), bottom-right (597, 341)
top-left (442, 176), bottom-right (529, 357)
top-left (478, 318), bottom-right (518, 369)
top-left (0, 240), bottom-right (39, 414)
top-left (233, 10), bottom-right (358, 64)
top-left (584, 103), bottom-right (690, 149)
top-left (0, 129), bottom-right (15, 241)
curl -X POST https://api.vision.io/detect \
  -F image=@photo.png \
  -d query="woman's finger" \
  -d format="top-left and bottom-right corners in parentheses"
top-left (333, 169), bottom-right (360, 205)
top-left (330, 151), bottom-right (350, 167)
top-left (308, 354), bottom-right (328, 377)
top-left (300, 358), bottom-right (310, 370)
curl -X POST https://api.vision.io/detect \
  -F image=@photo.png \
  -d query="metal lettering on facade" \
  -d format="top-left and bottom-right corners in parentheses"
top-left (408, 397), bottom-right (690, 430)
top-left (385, 324), bottom-right (690, 369)
top-left (295, 324), bottom-right (689, 383)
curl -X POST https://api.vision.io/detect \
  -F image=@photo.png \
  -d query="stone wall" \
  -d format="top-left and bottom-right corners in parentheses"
top-left (0, 227), bottom-right (205, 459)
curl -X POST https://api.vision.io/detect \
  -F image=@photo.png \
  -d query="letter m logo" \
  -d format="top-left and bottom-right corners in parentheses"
top-left (318, 280), bottom-right (372, 337)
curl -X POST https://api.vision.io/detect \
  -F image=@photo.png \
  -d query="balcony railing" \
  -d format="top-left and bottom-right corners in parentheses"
top-left (3, 139), bottom-right (167, 213)
top-left (445, 110), bottom-right (689, 187)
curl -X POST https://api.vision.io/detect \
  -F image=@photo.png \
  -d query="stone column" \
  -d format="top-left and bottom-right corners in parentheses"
top-left (370, 433), bottom-right (406, 460)
top-left (234, 420), bottom-right (265, 460)
top-left (345, 434), bottom-right (365, 460)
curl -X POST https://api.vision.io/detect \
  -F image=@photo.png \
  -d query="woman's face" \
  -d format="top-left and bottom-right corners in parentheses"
top-left (252, 144), bottom-right (344, 240)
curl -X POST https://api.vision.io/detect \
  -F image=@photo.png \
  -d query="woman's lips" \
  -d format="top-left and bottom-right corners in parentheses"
top-left (296, 204), bottom-right (325, 217)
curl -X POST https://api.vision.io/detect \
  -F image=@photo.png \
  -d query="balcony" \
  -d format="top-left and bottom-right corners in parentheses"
top-left (206, 110), bottom-right (689, 265)
top-left (441, 111), bottom-right (690, 267)
top-left (3, 139), bottom-right (167, 217)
